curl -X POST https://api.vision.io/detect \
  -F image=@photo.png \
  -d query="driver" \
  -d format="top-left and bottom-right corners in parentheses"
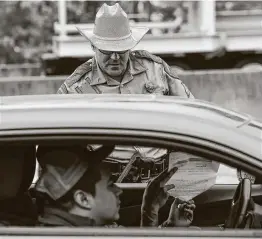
top-left (34, 144), bottom-right (195, 228)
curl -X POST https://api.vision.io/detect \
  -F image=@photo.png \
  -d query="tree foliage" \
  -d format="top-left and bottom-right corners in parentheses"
top-left (0, 1), bottom-right (57, 63)
top-left (0, 1), bottom-right (261, 64)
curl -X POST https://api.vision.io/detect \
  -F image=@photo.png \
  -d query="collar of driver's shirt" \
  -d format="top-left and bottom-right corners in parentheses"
top-left (89, 54), bottom-right (147, 86)
top-left (38, 206), bottom-right (96, 227)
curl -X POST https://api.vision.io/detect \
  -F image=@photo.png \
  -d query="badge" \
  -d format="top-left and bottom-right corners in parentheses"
top-left (145, 82), bottom-right (157, 93)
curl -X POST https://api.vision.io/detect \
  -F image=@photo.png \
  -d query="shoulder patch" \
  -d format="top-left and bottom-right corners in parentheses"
top-left (65, 60), bottom-right (92, 87)
top-left (132, 50), bottom-right (162, 64)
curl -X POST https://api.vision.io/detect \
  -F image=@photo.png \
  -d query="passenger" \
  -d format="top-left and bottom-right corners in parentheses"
top-left (34, 145), bottom-right (195, 227)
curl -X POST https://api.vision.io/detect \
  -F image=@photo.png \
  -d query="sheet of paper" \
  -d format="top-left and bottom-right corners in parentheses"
top-left (167, 152), bottom-right (219, 201)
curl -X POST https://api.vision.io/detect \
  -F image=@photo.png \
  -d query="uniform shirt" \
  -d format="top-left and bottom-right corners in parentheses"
top-left (57, 50), bottom-right (194, 98)
top-left (57, 50), bottom-right (194, 162)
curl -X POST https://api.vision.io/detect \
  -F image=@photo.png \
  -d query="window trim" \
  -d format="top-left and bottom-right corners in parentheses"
top-left (0, 127), bottom-right (261, 179)
top-left (0, 226), bottom-right (262, 237)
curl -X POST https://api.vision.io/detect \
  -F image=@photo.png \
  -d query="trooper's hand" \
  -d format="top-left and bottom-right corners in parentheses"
top-left (163, 198), bottom-right (196, 227)
top-left (134, 156), bottom-right (155, 171)
top-left (141, 167), bottom-right (178, 227)
top-left (142, 167), bottom-right (177, 210)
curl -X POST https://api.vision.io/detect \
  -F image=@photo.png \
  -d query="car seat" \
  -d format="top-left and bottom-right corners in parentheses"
top-left (0, 145), bottom-right (37, 226)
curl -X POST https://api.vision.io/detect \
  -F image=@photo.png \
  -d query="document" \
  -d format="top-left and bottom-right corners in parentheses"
top-left (167, 152), bottom-right (219, 201)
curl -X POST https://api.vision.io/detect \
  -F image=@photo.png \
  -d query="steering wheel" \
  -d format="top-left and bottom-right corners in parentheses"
top-left (225, 178), bottom-right (252, 228)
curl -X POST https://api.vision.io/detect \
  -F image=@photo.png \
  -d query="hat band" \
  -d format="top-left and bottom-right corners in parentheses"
top-left (93, 32), bottom-right (132, 41)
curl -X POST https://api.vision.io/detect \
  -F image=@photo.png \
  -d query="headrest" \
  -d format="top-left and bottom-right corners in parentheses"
top-left (0, 145), bottom-right (36, 200)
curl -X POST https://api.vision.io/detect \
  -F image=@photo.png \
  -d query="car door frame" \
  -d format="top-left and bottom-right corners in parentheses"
top-left (0, 128), bottom-right (262, 237)
top-left (1, 127), bottom-right (261, 177)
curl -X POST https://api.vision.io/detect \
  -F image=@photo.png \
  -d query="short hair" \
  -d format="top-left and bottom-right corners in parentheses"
top-left (58, 163), bottom-right (101, 204)
top-left (35, 161), bottom-right (103, 213)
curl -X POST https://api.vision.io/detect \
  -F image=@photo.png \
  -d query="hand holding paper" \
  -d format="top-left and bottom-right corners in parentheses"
top-left (140, 166), bottom-right (178, 226)
top-left (142, 166), bottom-right (178, 210)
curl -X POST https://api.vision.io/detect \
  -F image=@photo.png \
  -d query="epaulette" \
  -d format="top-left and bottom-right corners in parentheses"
top-left (132, 50), bottom-right (179, 79)
top-left (132, 50), bottom-right (162, 64)
top-left (65, 60), bottom-right (92, 87)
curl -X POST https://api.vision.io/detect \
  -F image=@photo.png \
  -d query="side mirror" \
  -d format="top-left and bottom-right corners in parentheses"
top-left (237, 169), bottom-right (256, 183)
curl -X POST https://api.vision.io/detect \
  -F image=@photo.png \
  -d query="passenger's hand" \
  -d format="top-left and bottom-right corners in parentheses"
top-left (141, 167), bottom-right (177, 227)
top-left (163, 198), bottom-right (196, 227)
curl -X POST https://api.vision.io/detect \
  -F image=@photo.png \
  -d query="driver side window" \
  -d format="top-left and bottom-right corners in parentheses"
top-left (32, 146), bottom-right (256, 186)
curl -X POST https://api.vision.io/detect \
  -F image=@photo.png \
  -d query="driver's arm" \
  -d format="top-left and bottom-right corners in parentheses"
top-left (160, 198), bottom-right (195, 228)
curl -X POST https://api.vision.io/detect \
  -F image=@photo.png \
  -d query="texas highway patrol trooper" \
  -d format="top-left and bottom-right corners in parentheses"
top-left (57, 3), bottom-right (195, 177)
top-left (57, 3), bottom-right (193, 98)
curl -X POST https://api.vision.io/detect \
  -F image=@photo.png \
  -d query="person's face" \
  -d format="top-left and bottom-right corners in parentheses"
top-left (89, 168), bottom-right (122, 224)
top-left (94, 47), bottom-right (130, 77)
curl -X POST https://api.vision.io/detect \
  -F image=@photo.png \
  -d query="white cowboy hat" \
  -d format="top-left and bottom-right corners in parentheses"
top-left (76, 3), bottom-right (149, 52)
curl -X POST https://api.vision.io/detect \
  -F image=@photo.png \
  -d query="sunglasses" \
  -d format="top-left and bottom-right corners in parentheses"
top-left (99, 49), bottom-right (128, 55)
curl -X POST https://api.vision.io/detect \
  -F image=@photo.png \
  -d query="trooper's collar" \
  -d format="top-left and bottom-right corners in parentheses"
top-left (89, 54), bottom-right (147, 86)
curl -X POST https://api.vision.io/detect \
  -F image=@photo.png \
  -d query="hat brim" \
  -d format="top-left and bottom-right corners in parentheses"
top-left (36, 145), bottom-right (115, 168)
top-left (76, 26), bottom-right (149, 52)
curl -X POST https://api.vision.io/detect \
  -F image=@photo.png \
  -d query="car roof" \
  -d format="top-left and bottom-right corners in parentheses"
top-left (1, 94), bottom-right (260, 127)
top-left (1, 94), bottom-right (261, 159)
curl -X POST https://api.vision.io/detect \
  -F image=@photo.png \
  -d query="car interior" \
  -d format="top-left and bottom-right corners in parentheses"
top-left (0, 146), bottom-right (37, 226)
top-left (0, 142), bottom-right (262, 229)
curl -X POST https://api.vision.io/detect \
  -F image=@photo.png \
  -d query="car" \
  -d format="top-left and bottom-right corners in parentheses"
top-left (0, 94), bottom-right (262, 238)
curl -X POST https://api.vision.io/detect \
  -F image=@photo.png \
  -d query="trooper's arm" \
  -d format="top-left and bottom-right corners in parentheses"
top-left (166, 75), bottom-right (195, 99)
top-left (162, 63), bottom-right (194, 99)
top-left (57, 60), bottom-right (93, 94)
top-left (57, 82), bottom-right (73, 94)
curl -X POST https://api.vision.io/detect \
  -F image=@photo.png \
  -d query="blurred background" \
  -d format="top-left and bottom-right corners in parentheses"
top-left (0, 0), bottom-right (262, 120)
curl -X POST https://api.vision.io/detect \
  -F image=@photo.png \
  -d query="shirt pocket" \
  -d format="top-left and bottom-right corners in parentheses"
top-left (144, 81), bottom-right (168, 95)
